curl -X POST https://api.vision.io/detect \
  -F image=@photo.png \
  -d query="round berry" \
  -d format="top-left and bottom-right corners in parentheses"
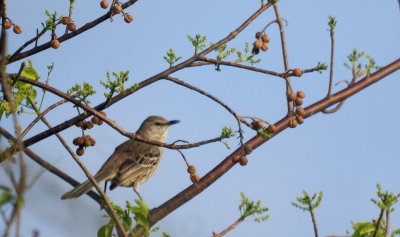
top-left (100, 0), bottom-right (109, 9)
top-left (239, 156), bottom-right (248, 166)
top-left (76, 147), bottom-right (85, 156)
top-left (296, 116), bottom-right (305, 124)
top-left (51, 39), bottom-right (60, 49)
top-left (190, 174), bottom-right (200, 183)
top-left (261, 42), bottom-right (269, 51)
top-left (13, 25), bottom-right (22, 34)
top-left (267, 124), bottom-right (277, 134)
top-left (244, 144), bottom-right (253, 154)
top-left (75, 121), bottom-right (84, 127)
top-left (73, 137), bottom-right (84, 146)
top-left (113, 5), bottom-right (123, 14)
top-left (255, 31), bottom-right (262, 39)
top-left (287, 93), bottom-right (296, 101)
top-left (83, 138), bottom-right (91, 147)
top-left (187, 165), bottom-right (196, 174)
top-left (124, 14), bottom-right (133, 23)
top-left (61, 16), bottom-right (71, 25)
top-left (67, 23), bottom-right (76, 31)
top-left (3, 21), bottom-right (11, 29)
top-left (91, 116), bottom-right (100, 124)
top-left (251, 47), bottom-right (260, 55)
top-left (253, 40), bottom-right (263, 49)
top-left (261, 34), bottom-right (270, 43)
top-left (293, 68), bottom-right (303, 77)
top-left (288, 117), bottom-right (298, 128)
top-left (295, 107), bottom-right (306, 117)
top-left (297, 91), bottom-right (306, 98)
top-left (232, 155), bottom-right (240, 163)
top-left (295, 97), bottom-right (303, 106)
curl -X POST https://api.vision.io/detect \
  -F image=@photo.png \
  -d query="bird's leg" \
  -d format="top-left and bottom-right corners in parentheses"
top-left (134, 189), bottom-right (143, 200)
top-left (133, 183), bottom-right (143, 200)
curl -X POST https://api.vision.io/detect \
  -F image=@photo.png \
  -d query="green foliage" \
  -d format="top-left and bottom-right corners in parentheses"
top-left (163, 48), bottom-right (182, 68)
top-left (268, 0), bottom-right (279, 3)
top-left (210, 43), bottom-right (236, 71)
top-left (315, 61), bottom-right (328, 73)
top-left (371, 184), bottom-right (400, 212)
top-left (0, 187), bottom-right (14, 208)
top-left (220, 127), bottom-right (235, 139)
top-left (98, 199), bottom-right (160, 237)
top-left (346, 184), bottom-right (400, 237)
top-left (100, 71), bottom-right (130, 99)
top-left (187, 34), bottom-right (207, 55)
top-left (344, 49), bottom-right (379, 81)
top-left (291, 190), bottom-right (323, 213)
top-left (238, 192), bottom-right (269, 222)
top-left (161, 233), bottom-right (171, 237)
top-left (0, 60), bottom-right (39, 120)
top-left (236, 42), bottom-right (261, 65)
top-left (328, 16), bottom-right (337, 33)
top-left (42, 10), bottom-right (58, 31)
top-left (256, 129), bottom-right (271, 139)
top-left (68, 82), bottom-right (96, 104)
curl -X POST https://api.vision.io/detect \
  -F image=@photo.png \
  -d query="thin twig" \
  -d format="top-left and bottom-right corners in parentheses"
top-left (212, 217), bottom-right (244, 237)
top-left (310, 210), bottom-right (319, 237)
top-left (372, 209), bottom-right (384, 237)
top-left (326, 20), bottom-right (335, 97)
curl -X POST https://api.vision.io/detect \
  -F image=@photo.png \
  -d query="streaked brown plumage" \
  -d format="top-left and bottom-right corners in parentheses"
top-left (61, 116), bottom-right (179, 200)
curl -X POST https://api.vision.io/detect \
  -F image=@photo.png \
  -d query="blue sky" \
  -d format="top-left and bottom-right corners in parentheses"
top-left (1, 0), bottom-right (400, 236)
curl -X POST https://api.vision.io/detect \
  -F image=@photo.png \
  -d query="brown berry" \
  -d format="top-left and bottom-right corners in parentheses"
top-left (84, 121), bottom-right (94, 129)
top-left (261, 34), bottom-right (270, 43)
top-left (255, 31), bottom-right (262, 39)
top-left (239, 156), bottom-right (248, 166)
top-left (253, 40), bottom-right (263, 49)
top-left (76, 147), bottom-right (84, 156)
top-left (251, 47), bottom-right (260, 55)
top-left (51, 39), bottom-right (60, 49)
top-left (67, 22), bottom-right (76, 31)
top-left (295, 107), bottom-right (306, 117)
top-left (187, 165), bottom-right (196, 174)
top-left (190, 174), bottom-right (200, 183)
top-left (296, 116), bottom-right (305, 124)
top-left (287, 93), bottom-right (296, 101)
top-left (61, 16), bottom-right (71, 25)
top-left (89, 138), bottom-right (96, 146)
top-left (297, 91), bottom-right (306, 98)
top-left (13, 25), bottom-right (22, 34)
top-left (73, 137), bottom-right (84, 146)
top-left (97, 120), bottom-right (104, 125)
top-left (3, 21), bottom-right (11, 29)
top-left (113, 5), bottom-right (123, 14)
top-left (232, 155), bottom-right (240, 163)
top-left (100, 0), bottom-right (109, 9)
top-left (124, 13), bottom-right (133, 23)
top-left (295, 97), bottom-right (303, 106)
top-left (293, 68), bottom-right (303, 77)
top-left (91, 116), bottom-right (100, 124)
top-left (260, 42), bottom-right (269, 52)
top-left (267, 124), bottom-right (277, 134)
top-left (244, 144), bottom-right (253, 154)
top-left (288, 117), bottom-right (298, 128)
top-left (83, 137), bottom-right (91, 147)
top-left (75, 121), bottom-right (84, 127)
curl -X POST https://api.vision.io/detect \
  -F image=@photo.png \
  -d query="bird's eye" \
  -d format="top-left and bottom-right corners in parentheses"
top-left (154, 122), bottom-right (163, 126)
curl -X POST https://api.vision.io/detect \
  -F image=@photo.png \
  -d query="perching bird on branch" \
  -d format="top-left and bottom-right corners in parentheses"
top-left (61, 116), bottom-right (179, 200)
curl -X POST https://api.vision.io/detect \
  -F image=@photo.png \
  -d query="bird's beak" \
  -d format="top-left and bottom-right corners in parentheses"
top-left (168, 120), bottom-right (180, 125)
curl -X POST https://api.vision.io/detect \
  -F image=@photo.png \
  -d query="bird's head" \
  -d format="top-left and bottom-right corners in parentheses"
top-left (137, 116), bottom-right (179, 142)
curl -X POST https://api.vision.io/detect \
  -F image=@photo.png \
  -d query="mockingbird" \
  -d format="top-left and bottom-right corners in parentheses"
top-left (61, 115), bottom-right (179, 200)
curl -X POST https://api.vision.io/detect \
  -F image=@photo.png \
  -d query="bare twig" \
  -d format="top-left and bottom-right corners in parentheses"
top-left (372, 209), bottom-right (384, 237)
top-left (212, 217), bottom-right (244, 237)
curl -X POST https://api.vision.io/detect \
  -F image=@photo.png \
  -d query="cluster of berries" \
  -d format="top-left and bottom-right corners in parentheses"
top-left (288, 91), bottom-right (306, 128)
top-left (2, 19), bottom-right (22, 34)
top-left (252, 31), bottom-right (270, 55)
top-left (187, 165), bottom-right (200, 183)
top-left (100, 0), bottom-right (134, 23)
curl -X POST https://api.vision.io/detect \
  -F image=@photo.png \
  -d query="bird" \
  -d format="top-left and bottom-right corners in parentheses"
top-left (61, 115), bottom-right (179, 200)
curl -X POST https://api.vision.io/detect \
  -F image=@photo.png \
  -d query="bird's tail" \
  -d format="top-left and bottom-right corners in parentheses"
top-left (61, 170), bottom-right (112, 200)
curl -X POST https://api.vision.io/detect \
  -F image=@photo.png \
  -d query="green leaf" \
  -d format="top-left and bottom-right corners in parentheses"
top-left (97, 223), bottom-right (113, 237)
top-left (0, 190), bottom-right (13, 207)
top-left (21, 60), bottom-right (40, 80)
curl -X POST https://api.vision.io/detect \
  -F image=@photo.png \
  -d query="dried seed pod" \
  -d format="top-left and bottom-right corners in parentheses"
top-left (295, 97), bottom-right (303, 106)
top-left (293, 68), bottom-right (303, 77)
top-left (190, 174), bottom-right (200, 183)
top-left (267, 124), bottom-right (277, 134)
top-left (295, 107), bottom-right (306, 117)
top-left (239, 156), bottom-right (248, 166)
top-left (232, 155), bottom-right (240, 163)
top-left (187, 165), bottom-right (196, 174)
